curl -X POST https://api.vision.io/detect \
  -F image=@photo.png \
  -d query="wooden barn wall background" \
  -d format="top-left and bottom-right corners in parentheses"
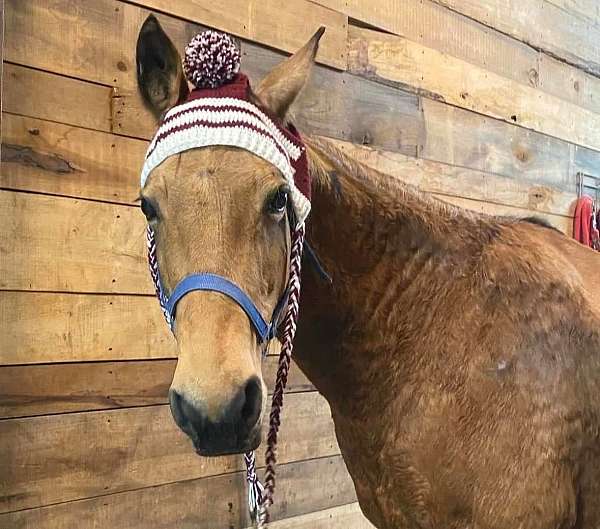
top-left (1, 0), bottom-right (599, 527)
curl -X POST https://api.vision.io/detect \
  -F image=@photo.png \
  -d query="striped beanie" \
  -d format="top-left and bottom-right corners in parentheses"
top-left (140, 30), bottom-right (311, 226)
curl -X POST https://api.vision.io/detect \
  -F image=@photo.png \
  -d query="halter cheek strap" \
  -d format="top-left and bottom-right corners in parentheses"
top-left (165, 273), bottom-right (288, 343)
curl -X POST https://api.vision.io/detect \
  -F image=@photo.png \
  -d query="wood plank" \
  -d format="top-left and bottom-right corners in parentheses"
top-left (5, 0), bottom-right (203, 89)
top-left (316, 0), bottom-right (538, 89)
top-left (315, 0), bottom-right (600, 116)
top-left (2, 62), bottom-right (113, 132)
top-left (4, 0), bottom-right (345, 81)
top-left (0, 358), bottom-right (313, 418)
top-left (245, 503), bottom-right (375, 529)
top-left (243, 41), bottom-right (424, 157)
top-left (430, 0), bottom-right (600, 77)
top-left (2, 113), bottom-right (144, 203)
top-left (546, 0), bottom-right (600, 26)
top-left (329, 139), bottom-right (576, 217)
top-left (571, 144), bottom-right (600, 183)
top-left (536, 52), bottom-right (600, 116)
top-left (3, 59), bottom-right (573, 197)
top-left (1, 455), bottom-right (356, 529)
top-left (348, 26), bottom-right (600, 152)
top-left (128, 0), bottom-right (347, 70)
top-left (420, 98), bottom-right (573, 191)
top-left (0, 191), bottom-right (150, 293)
top-left (1, 292), bottom-right (174, 365)
top-left (0, 392), bottom-right (338, 512)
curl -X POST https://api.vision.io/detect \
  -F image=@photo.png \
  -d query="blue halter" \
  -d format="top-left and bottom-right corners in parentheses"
top-left (146, 226), bottom-right (288, 344)
top-left (166, 273), bottom-right (288, 343)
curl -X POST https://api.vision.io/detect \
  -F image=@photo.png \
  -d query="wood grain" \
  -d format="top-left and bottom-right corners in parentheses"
top-left (4, 0), bottom-right (345, 79)
top-left (546, 0), bottom-right (600, 26)
top-left (245, 503), bottom-right (375, 529)
top-left (0, 191), bottom-right (150, 293)
top-left (0, 392), bottom-right (338, 512)
top-left (1, 292), bottom-right (173, 364)
top-left (2, 62), bottom-right (113, 132)
top-left (4, 0), bottom-right (202, 89)
top-left (348, 26), bottom-right (600, 152)
top-left (0, 357), bottom-right (313, 418)
top-left (127, 0), bottom-right (348, 69)
top-left (2, 113), bottom-right (145, 204)
top-left (330, 139), bottom-right (576, 218)
top-left (420, 98), bottom-right (573, 191)
top-left (430, 0), bottom-right (600, 77)
top-left (314, 0), bottom-right (600, 115)
top-left (1, 455), bottom-right (356, 529)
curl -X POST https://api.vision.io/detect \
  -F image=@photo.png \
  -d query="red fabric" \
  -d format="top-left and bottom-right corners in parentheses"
top-left (573, 196), bottom-right (594, 247)
top-left (187, 73), bottom-right (251, 100)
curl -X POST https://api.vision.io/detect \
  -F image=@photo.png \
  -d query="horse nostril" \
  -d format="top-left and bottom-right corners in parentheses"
top-left (240, 376), bottom-right (262, 428)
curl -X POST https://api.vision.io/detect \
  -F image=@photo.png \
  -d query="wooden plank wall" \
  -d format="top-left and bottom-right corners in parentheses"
top-left (1, 0), bottom-right (596, 527)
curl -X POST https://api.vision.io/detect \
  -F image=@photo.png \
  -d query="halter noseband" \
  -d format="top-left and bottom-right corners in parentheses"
top-left (147, 221), bottom-right (291, 345)
top-left (165, 273), bottom-right (288, 342)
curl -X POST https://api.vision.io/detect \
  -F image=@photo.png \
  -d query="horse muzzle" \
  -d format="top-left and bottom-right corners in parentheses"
top-left (168, 376), bottom-right (263, 456)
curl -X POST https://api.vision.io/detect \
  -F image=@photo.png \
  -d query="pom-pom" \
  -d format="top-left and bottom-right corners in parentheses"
top-left (183, 30), bottom-right (241, 89)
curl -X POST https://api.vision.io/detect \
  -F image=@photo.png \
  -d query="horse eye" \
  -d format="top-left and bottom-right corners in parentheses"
top-left (268, 187), bottom-right (288, 215)
top-left (141, 197), bottom-right (158, 221)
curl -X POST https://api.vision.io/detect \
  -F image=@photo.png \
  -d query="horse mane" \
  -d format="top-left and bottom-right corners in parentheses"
top-left (305, 136), bottom-right (476, 226)
top-left (520, 216), bottom-right (562, 232)
top-left (304, 135), bottom-right (565, 241)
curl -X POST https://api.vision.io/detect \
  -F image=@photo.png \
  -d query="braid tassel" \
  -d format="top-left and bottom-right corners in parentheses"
top-left (256, 224), bottom-right (305, 528)
top-left (245, 451), bottom-right (265, 520)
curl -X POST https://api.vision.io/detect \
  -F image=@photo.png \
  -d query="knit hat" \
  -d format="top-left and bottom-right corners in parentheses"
top-left (140, 30), bottom-right (311, 227)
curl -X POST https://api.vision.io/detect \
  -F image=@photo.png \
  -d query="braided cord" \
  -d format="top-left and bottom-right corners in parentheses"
top-left (257, 225), bottom-right (305, 527)
top-left (146, 226), bottom-right (171, 328)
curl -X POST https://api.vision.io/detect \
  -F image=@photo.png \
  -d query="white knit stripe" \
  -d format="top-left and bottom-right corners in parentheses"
top-left (163, 97), bottom-right (302, 160)
top-left (141, 124), bottom-right (311, 225)
top-left (148, 108), bottom-right (292, 162)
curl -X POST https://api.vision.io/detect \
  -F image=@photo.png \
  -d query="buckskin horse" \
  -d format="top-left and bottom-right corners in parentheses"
top-left (135, 16), bottom-right (600, 529)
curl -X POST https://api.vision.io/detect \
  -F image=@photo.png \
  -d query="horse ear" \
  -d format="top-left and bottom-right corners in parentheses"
top-left (255, 27), bottom-right (325, 120)
top-left (136, 14), bottom-right (189, 119)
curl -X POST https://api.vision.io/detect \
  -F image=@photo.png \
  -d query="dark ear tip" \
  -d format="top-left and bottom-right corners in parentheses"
top-left (141, 13), bottom-right (160, 32)
top-left (314, 26), bottom-right (326, 42)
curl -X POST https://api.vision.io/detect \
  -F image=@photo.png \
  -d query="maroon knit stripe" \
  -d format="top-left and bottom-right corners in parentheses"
top-left (147, 119), bottom-right (289, 161)
top-left (163, 102), bottom-right (273, 131)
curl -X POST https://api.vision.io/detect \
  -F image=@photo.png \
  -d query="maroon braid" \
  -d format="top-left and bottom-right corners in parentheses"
top-left (257, 224), bottom-right (306, 527)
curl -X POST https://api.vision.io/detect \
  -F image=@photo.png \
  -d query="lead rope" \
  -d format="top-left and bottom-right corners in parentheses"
top-left (147, 224), bottom-right (305, 527)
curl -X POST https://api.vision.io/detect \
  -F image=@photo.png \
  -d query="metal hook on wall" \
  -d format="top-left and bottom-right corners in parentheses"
top-left (577, 172), bottom-right (600, 208)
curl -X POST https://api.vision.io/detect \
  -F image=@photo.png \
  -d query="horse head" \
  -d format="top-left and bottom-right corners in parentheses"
top-left (136, 15), bottom-right (322, 456)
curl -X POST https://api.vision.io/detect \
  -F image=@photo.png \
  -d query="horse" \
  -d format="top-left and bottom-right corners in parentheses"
top-left (135, 16), bottom-right (600, 529)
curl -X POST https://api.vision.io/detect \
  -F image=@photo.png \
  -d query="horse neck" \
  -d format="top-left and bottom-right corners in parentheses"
top-left (293, 137), bottom-right (485, 414)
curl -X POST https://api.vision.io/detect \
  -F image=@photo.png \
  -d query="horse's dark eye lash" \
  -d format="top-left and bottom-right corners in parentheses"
top-left (267, 187), bottom-right (289, 215)
top-left (141, 197), bottom-right (158, 221)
